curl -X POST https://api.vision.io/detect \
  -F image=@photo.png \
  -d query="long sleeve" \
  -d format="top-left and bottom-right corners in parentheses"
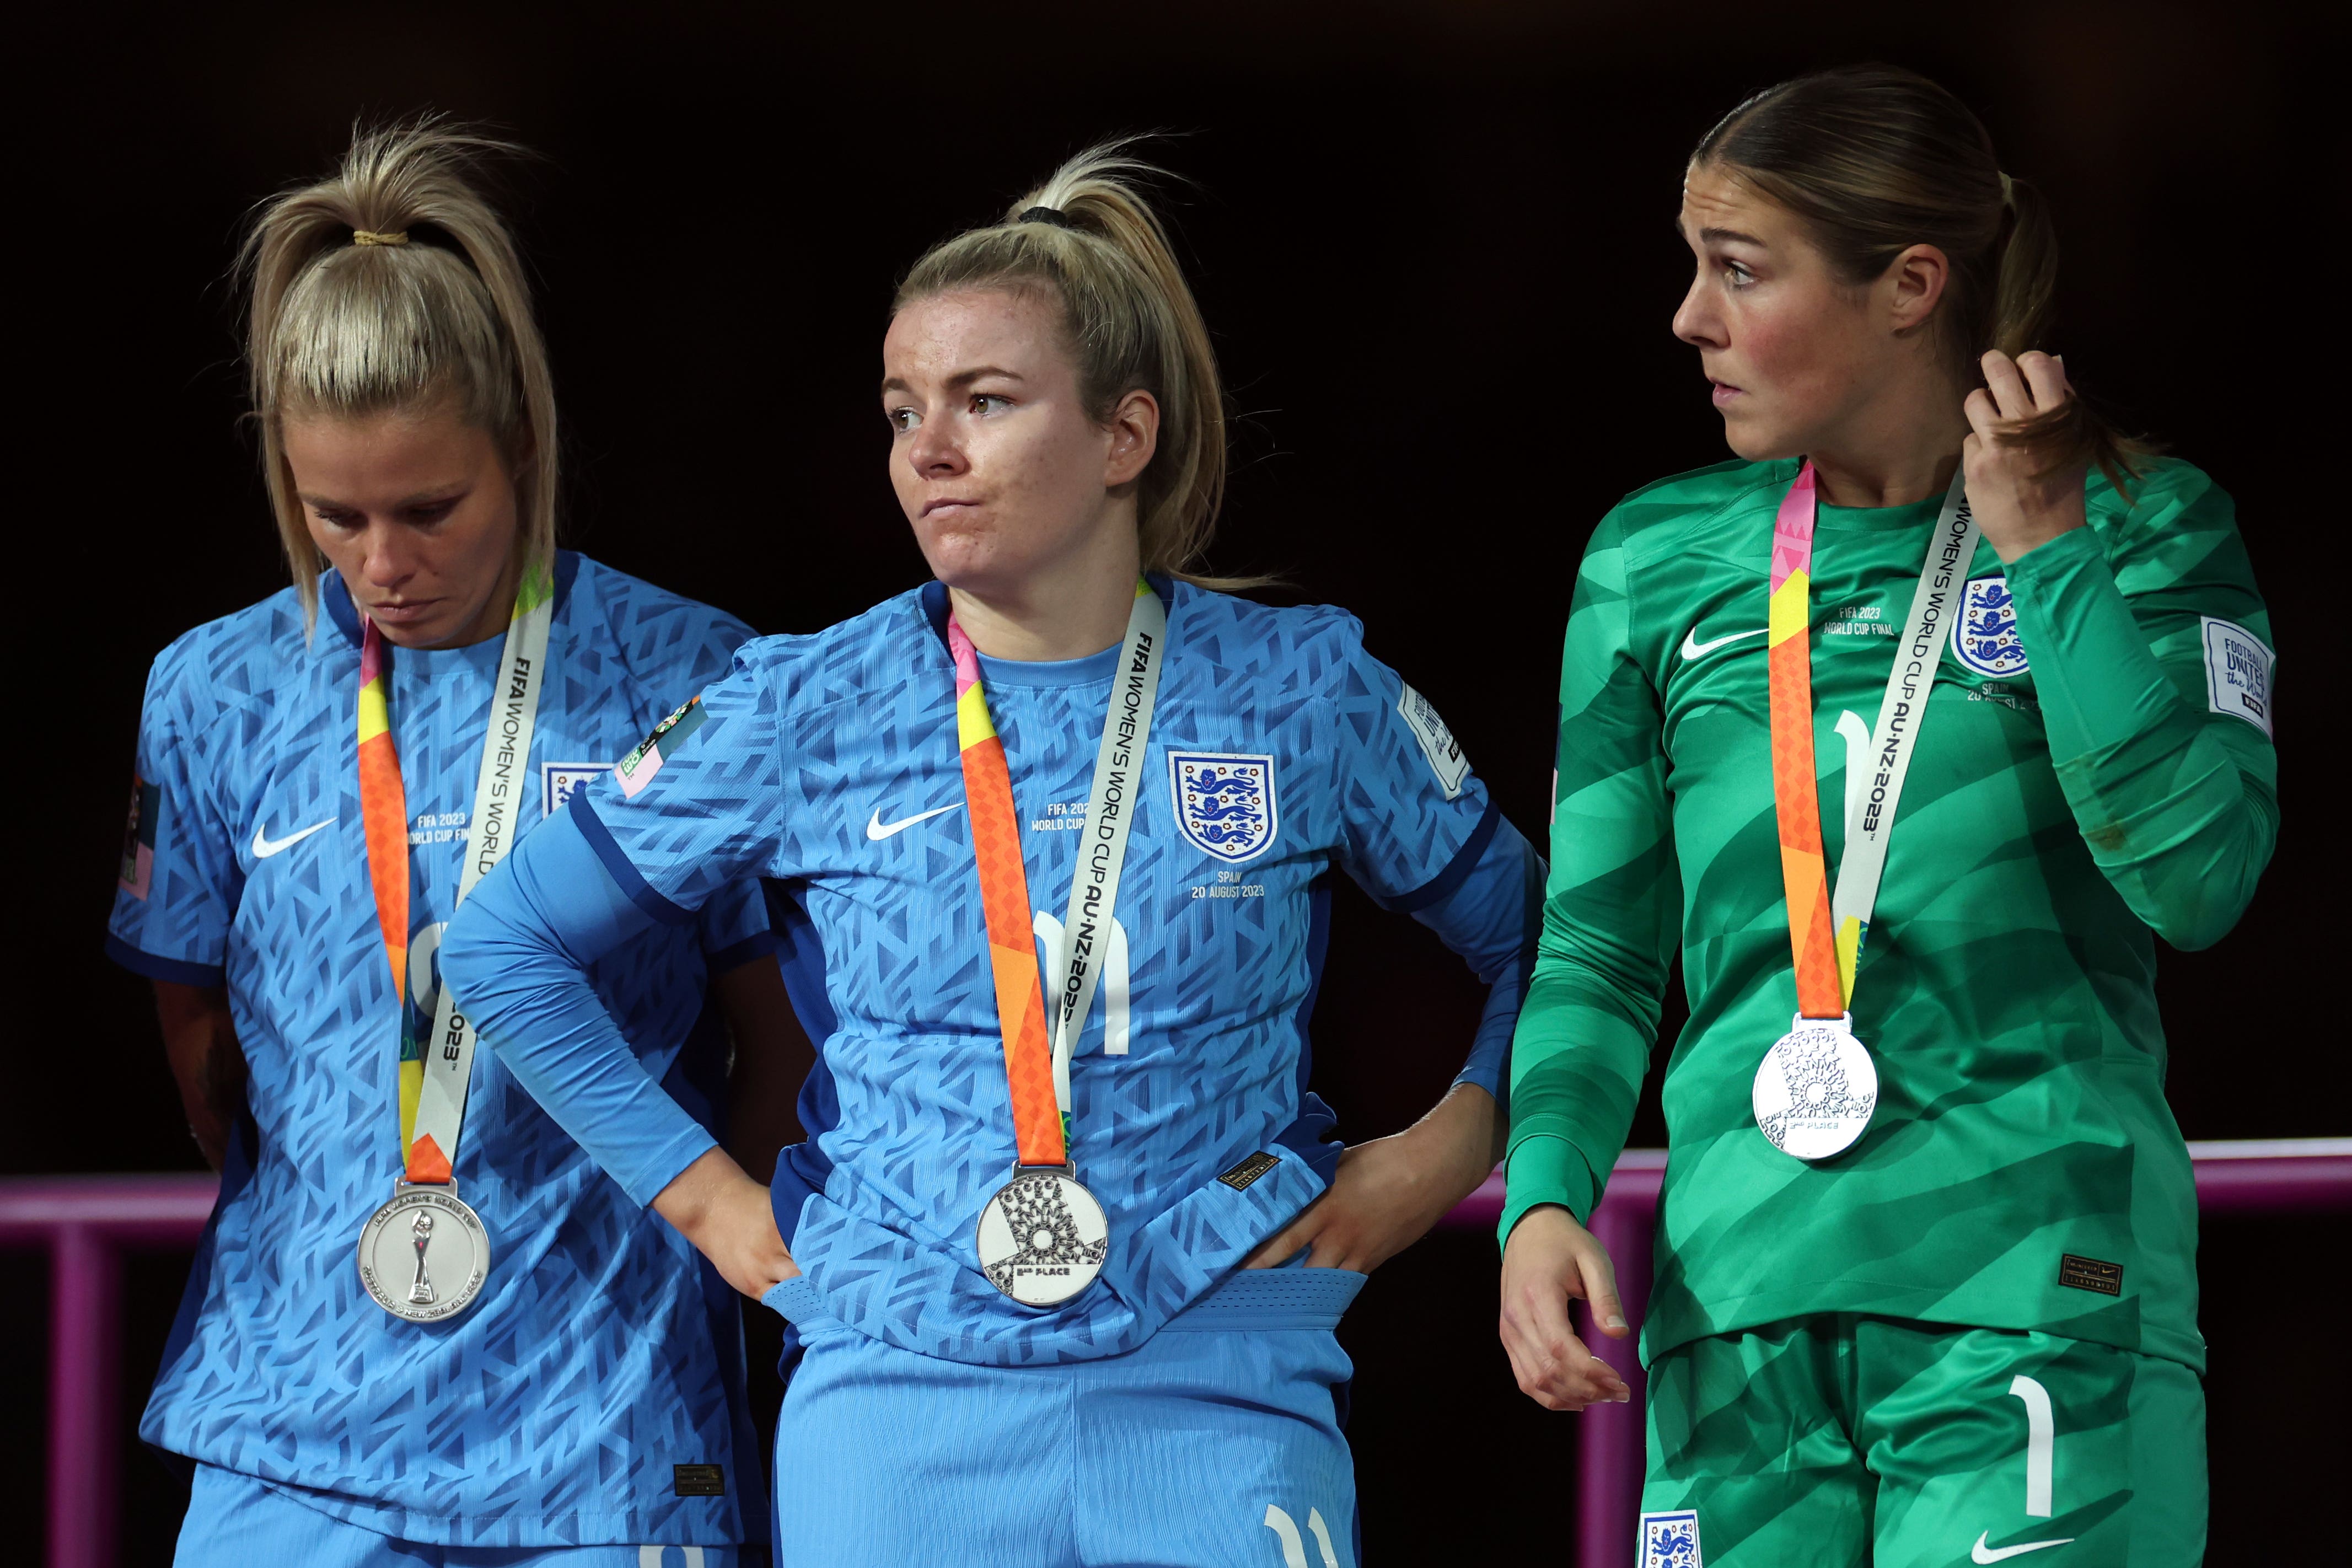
top-left (440, 806), bottom-right (717, 1205)
top-left (1500, 514), bottom-right (1679, 1242)
top-left (1398, 813), bottom-right (1544, 1102)
top-left (2002, 461), bottom-right (2278, 952)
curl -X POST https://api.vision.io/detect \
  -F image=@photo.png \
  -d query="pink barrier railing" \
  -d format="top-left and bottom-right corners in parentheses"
top-left (7, 1139), bottom-right (2348, 1567)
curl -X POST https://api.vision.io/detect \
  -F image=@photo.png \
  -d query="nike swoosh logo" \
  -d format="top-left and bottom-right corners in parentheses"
top-left (865, 803), bottom-right (962, 841)
top-left (252, 818), bottom-right (336, 858)
top-left (1972, 1532), bottom-right (2076, 1562)
top-left (1679, 626), bottom-right (1769, 662)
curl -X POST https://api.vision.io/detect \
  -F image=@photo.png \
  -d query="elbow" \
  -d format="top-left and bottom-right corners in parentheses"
top-left (2150, 901), bottom-right (2248, 954)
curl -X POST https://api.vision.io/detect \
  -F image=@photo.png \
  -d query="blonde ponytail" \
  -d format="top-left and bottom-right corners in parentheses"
top-left (240, 118), bottom-right (558, 629)
top-left (896, 141), bottom-right (1259, 588)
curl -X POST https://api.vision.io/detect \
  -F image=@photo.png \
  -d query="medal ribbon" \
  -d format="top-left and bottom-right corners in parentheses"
top-left (357, 561), bottom-right (556, 1184)
top-left (949, 581), bottom-right (1167, 1170)
top-left (1767, 461), bottom-right (1979, 1021)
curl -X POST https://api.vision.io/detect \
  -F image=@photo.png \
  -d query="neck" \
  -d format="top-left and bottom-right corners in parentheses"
top-left (947, 524), bottom-right (1143, 663)
top-left (1806, 369), bottom-right (1972, 508)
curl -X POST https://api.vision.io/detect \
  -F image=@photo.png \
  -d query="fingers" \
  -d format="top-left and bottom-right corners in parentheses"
top-left (2016, 350), bottom-right (2069, 411)
top-left (1502, 1269), bottom-right (1631, 1410)
top-left (1978, 350), bottom-right (2034, 423)
top-left (1577, 1243), bottom-right (1631, 1340)
top-left (1241, 1210), bottom-right (1314, 1270)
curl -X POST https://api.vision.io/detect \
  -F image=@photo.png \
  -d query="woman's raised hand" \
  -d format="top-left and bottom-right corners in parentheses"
top-left (1499, 1204), bottom-right (1635, 1411)
top-left (1963, 348), bottom-right (2091, 563)
top-left (651, 1146), bottom-right (800, 1300)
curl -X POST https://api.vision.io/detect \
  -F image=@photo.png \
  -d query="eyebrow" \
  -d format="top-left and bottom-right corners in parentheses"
top-left (297, 484), bottom-right (469, 511)
top-left (1697, 225), bottom-right (1768, 248)
top-left (879, 366), bottom-right (1029, 398)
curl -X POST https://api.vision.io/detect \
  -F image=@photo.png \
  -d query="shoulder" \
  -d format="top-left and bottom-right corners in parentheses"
top-left (716, 586), bottom-right (937, 713)
top-left (1169, 582), bottom-right (1367, 667)
top-left (147, 587), bottom-right (313, 718)
top-left (2084, 454), bottom-right (2231, 537)
top-left (1596, 458), bottom-right (1793, 569)
top-left (564, 554), bottom-right (758, 685)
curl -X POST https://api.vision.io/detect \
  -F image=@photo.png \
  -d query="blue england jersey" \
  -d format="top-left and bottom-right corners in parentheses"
top-left (445, 579), bottom-right (1540, 1367)
top-left (106, 553), bottom-right (774, 1548)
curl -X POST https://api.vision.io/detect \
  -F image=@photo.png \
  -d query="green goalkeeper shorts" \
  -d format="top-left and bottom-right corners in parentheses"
top-left (1637, 1314), bottom-right (2204, 1567)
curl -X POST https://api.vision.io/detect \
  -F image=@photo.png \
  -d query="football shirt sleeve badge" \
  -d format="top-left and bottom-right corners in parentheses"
top-left (119, 775), bottom-right (160, 900)
top-left (617, 696), bottom-right (708, 797)
top-left (2199, 616), bottom-right (2274, 735)
top-left (1397, 683), bottom-right (1470, 798)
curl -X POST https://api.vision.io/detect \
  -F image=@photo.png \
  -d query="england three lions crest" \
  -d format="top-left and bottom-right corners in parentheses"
top-left (1952, 575), bottom-right (2031, 678)
top-left (1168, 752), bottom-right (1278, 863)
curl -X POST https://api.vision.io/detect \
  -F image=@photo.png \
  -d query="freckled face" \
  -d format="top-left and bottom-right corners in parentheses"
top-left (1671, 164), bottom-right (1888, 461)
top-left (882, 288), bottom-right (1125, 596)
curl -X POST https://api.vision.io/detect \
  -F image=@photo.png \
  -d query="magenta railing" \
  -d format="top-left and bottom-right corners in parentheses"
top-left (7, 1139), bottom-right (2348, 1567)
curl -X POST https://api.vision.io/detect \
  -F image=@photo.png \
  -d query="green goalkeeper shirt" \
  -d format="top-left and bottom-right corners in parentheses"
top-left (1504, 455), bottom-right (2278, 1373)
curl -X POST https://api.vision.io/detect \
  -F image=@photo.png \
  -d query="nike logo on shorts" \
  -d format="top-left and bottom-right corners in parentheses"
top-left (865, 803), bottom-right (962, 841)
top-left (1679, 626), bottom-right (1768, 662)
top-left (252, 818), bottom-right (336, 858)
top-left (1971, 1531), bottom-right (2075, 1562)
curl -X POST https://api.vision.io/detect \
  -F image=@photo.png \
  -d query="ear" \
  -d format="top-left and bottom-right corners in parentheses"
top-left (1103, 389), bottom-right (1160, 488)
top-left (1883, 243), bottom-right (1951, 337)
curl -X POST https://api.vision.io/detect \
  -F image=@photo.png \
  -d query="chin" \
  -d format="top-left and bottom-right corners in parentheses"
top-left (1719, 411), bottom-right (1801, 465)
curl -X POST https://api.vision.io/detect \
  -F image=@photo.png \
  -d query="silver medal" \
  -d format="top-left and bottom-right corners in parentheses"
top-left (357, 1183), bottom-right (491, 1322)
top-left (1752, 1013), bottom-right (1878, 1161)
top-left (975, 1167), bottom-right (1109, 1308)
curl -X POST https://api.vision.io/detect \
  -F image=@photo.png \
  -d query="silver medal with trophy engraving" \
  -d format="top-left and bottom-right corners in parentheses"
top-left (357, 1182), bottom-right (492, 1322)
top-left (976, 1166), bottom-right (1111, 1307)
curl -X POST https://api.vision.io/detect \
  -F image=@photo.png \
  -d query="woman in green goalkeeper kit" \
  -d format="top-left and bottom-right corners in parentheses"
top-left (1497, 65), bottom-right (2274, 1566)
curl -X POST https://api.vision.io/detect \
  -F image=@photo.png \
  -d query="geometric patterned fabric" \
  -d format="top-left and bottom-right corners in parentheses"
top-left (1504, 457), bottom-right (2279, 1375)
top-left (107, 554), bottom-right (772, 1546)
top-left (462, 577), bottom-right (1534, 1368)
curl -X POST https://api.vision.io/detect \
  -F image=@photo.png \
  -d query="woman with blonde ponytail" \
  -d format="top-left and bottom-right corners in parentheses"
top-left (445, 140), bottom-right (1542, 1566)
top-left (1499, 66), bottom-right (2274, 1564)
top-left (107, 121), bottom-right (804, 1565)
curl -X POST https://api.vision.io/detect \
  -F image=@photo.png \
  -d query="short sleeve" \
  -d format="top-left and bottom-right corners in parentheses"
top-left (106, 645), bottom-right (241, 986)
top-left (1326, 624), bottom-right (1499, 908)
top-left (570, 643), bottom-right (793, 924)
top-left (698, 877), bottom-right (777, 973)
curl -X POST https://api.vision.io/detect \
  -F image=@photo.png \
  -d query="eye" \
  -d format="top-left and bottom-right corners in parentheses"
top-left (1724, 260), bottom-right (1756, 288)
top-left (887, 406), bottom-right (920, 433)
top-left (969, 393), bottom-right (1013, 416)
top-left (311, 504), bottom-right (364, 531)
top-left (402, 499), bottom-right (460, 525)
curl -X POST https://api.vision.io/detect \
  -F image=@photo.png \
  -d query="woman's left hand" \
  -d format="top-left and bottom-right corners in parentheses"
top-left (1241, 1084), bottom-right (1500, 1273)
top-left (1963, 348), bottom-right (2090, 563)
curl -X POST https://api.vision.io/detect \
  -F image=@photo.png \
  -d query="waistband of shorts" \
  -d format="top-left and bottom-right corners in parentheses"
top-left (763, 1266), bottom-right (1365, 1334)
top-left (1158, 1266), bottom-right (1366, 1331)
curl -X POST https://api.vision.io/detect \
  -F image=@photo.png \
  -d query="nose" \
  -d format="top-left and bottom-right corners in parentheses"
top-left (905, 412), bottom-right (967, 480)
top-left (357, 521), bottom-right (420, 589)
top-left (1672, 267), bottom-right (1724, 350)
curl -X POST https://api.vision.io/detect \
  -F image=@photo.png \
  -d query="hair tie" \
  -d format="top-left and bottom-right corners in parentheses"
top-left (352, 228), bottom-right (410, 246)
top-left (1017, 206), bottom-right (1079, 231)
top-left (1997, 173), bottom-right (2015, 208)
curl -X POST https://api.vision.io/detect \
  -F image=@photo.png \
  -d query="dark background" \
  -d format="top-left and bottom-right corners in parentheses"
top-left (15, 2), bottom-right (2344, 1561)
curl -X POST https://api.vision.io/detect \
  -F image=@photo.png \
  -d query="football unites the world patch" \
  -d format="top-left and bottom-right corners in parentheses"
top-left (1951, 576), bottom-right (2030, 677)
top-left (1167, 752), bottom-right (1277, 863)
top-left (2199, 615), bottom-right (2275, 736)
top-left (616, 697), bottom-right (707, 798)
top-left (1641, 1510), bottom-right (1704, 1567)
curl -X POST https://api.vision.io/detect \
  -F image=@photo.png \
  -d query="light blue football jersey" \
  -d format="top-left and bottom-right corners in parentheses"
top-left (106, 554), bottom-right (774, 1548)
top-left (447, 578), bottom-right (1538, 1369)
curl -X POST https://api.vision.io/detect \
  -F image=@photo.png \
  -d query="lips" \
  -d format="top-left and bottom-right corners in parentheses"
top-left (1710, 380), bottom-right (1744, 408)
top-left (921, 498), bottom-right (980, 517)
top-left (368, 600), bottom-right (440, 624)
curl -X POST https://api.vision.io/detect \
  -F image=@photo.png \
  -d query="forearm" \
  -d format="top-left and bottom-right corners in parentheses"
top-left (154, 981), bottom-right (245, 1172)
top-left (440, 809), bottom-right (717, 1205)
top-left (2006, 527), bottom-right (2279, 948)
top-left (1406, 813), bottom-right (1544, 1102)
top-left (1502, 958), bottom-right (1656, 1236)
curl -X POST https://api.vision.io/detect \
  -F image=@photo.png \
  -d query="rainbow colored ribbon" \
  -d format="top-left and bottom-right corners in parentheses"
top-left (1767, 463), bottom-right (1851, 1021)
